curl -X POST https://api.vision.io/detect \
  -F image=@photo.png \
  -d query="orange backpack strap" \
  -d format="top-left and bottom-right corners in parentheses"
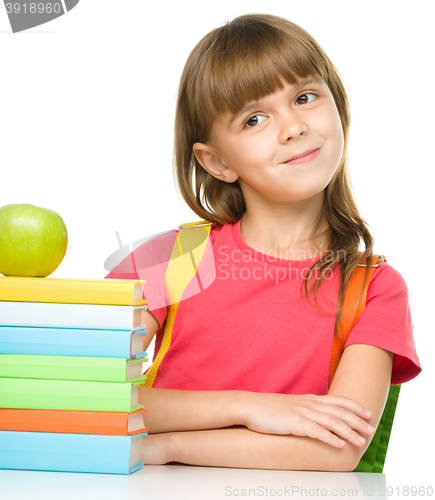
top-left (329, 255), bottom-right (386, 387)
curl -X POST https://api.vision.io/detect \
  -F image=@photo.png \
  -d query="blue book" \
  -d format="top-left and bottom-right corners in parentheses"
top-left (0, 326), bottom-right (147, 358)
top-left (0, 431), bottom-right (147, 474)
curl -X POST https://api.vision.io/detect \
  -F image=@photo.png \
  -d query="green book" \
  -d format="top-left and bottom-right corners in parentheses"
top-left (0, 355), bottom-right (147, 383)
top-left (0, 378), bottom-right (144, 412)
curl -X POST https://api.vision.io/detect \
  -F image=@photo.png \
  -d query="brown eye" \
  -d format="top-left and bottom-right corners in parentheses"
top-left (295, 93), bottom-right (317, 106)
top-left (245, 115), bottom-right (266, 128)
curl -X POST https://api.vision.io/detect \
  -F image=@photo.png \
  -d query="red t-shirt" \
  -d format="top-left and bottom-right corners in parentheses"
top-left (105, 220), bottom-right (421, 394)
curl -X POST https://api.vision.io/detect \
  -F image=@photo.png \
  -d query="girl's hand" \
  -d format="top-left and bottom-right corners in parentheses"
top-left (240, 392), bottom-right (376, 448)
top-left (141, 433), bottom-right (172, 465)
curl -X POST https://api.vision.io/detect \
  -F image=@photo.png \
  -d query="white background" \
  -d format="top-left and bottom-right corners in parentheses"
top-left (1, 0), bottom-right (433, 486)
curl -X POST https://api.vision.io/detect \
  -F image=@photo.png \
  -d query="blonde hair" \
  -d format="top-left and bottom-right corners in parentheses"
top-left (174, 13), bottom-right (376, 339)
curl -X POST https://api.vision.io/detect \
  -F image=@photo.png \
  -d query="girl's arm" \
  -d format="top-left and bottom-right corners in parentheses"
top-left (144, 427), bottom-right (358, 472)
top-left (140, 310), bottom-right (373, 446)
top-left (140, 387), bottom-right (373, 446)
top-left (141, 344), bottom-right (393, 471)
top-left (327, 343), bottom-right (395, 468)
top-left (142, 309), bottom-right (160, 352)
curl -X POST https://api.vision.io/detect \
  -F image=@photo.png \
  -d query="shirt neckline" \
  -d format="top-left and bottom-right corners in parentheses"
top-left (230, 219), bottom-right (328, 266)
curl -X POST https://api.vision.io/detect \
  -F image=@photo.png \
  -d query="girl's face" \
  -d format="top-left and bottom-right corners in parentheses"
top-left (193, 76), bottom-right (344, 210)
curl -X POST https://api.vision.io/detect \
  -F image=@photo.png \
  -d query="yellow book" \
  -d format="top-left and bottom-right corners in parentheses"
top-left (0, 277), bottom-right (147, 306)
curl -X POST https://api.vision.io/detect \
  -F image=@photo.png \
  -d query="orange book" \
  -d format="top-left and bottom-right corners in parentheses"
top-left (0, 408), bottom-right (148, 436)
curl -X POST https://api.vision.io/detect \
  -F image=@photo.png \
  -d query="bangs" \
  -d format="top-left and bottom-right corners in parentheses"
top-left (194, 17), bottom-right (328, 121)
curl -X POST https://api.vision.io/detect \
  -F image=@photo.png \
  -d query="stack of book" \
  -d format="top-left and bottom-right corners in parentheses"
top-left (0, 276), bottom-right (150, 474)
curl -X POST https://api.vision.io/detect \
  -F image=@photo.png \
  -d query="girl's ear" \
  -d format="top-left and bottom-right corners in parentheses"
top-left (193, 142), bottom-right (239, 183)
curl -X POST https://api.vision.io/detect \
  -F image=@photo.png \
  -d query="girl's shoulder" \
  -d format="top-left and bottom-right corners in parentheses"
top-left (369, 259), bottom-right (409, 296)
top-left (209, 223), bottom-right (225, 245)
top-left (346, 259), bottom-right (421, 385)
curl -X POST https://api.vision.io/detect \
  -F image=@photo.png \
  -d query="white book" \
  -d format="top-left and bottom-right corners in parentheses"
top-left (0, 301), bottom-right (147, 330)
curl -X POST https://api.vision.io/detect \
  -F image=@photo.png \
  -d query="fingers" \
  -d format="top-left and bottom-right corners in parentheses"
top-left (296, 396), bottom-right (376, 447)
top-left (316, 395), bottom-right (372, 420)
top-left (289, 413), bottom-right (374, 449)
top-left (300, 421), bottom-right (348, 448)
top-left (309, 411), bottom-right (375, 447)
top-left (244, 393), bottom-right (376, 448)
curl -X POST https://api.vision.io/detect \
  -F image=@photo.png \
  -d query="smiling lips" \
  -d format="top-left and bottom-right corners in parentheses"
top-left (283, 148), bottom-right (321, 165)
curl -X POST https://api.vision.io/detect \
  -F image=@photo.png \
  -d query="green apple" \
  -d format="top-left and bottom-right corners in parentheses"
top-left (0, 204), bottom-right (68, 277)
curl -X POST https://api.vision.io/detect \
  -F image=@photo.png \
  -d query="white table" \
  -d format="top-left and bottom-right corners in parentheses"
top-left (1, 464), bottom-right (432, 500)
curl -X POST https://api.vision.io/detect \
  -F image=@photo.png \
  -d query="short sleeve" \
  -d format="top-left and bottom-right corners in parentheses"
top-left (343, 262), bottom-right (422, 385)
top-left (105, 230), bottom-right (179, 328)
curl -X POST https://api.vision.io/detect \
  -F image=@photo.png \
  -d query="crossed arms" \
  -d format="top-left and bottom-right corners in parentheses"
top-left (139, 310), bottom-right (394, 471)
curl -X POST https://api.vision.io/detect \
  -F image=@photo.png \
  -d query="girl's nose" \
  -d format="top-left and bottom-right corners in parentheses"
top-left (278, 114), bottom-right (309, 143)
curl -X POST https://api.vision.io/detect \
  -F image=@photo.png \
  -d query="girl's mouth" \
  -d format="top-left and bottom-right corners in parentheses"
top-left (284, 148), bottom-right (321, 165)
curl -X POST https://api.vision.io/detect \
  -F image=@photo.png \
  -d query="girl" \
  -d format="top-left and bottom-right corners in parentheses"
top-left (106, 13), bottom-right (421, 471)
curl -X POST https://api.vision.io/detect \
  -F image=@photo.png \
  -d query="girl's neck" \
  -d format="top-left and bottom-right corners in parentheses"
top-left (239, 202), bottom-right (329, 260)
